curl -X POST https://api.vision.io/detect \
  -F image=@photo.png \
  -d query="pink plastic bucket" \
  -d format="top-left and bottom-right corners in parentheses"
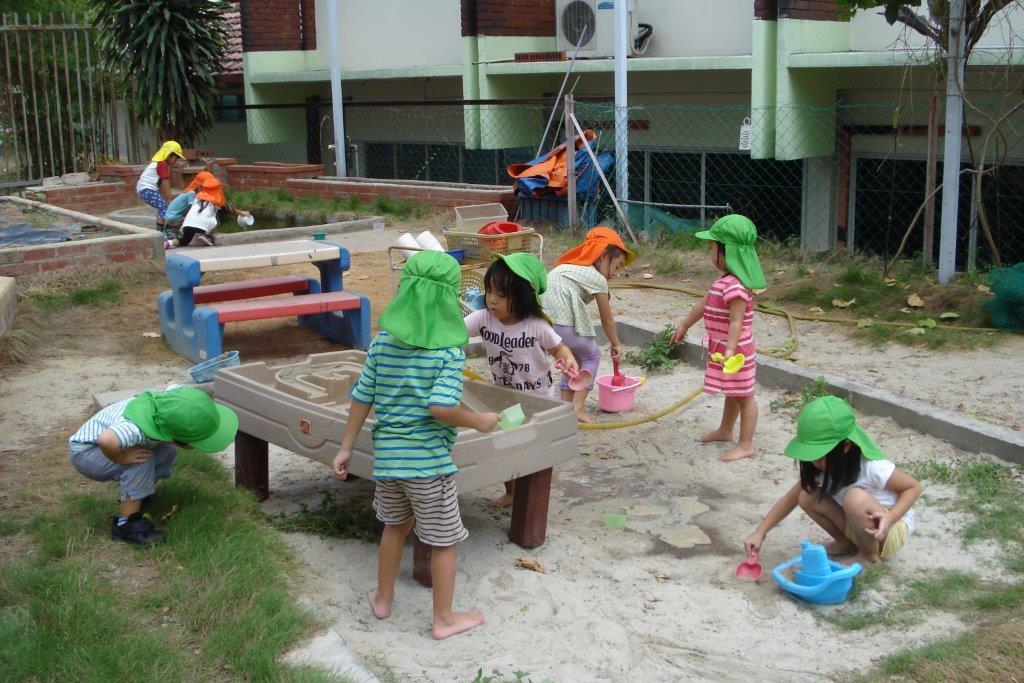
top-left (595, 374), bottom-right (642, 413)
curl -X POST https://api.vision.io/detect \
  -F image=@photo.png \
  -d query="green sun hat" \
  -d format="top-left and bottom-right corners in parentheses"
top-left (783, 396), bottom-right (886, 462)
top-left (123, 386), bottom-right (238, 453)
top-left (380, 250), bottom-right (468, 349)
top-left (694, 214), bottom-right (767, 292)
top-left (499, 252), bottom-right (548, 296)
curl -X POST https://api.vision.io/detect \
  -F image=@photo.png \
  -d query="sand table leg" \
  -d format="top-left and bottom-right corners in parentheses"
top-left (234, 431), bottom-right (269, 501)
top-left (509, 467), bottom-right (552, 548)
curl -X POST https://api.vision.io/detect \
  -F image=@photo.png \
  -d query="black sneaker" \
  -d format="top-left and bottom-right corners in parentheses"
top-left (110, 513), bottom-right (166, 545)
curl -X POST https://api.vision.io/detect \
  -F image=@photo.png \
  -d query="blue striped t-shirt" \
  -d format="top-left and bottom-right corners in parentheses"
top-left (350, 331), bottom-right (464, 479)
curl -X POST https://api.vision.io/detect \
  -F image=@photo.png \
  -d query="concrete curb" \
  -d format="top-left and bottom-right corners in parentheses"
top-left (604, 317), bottom-right (1024, 464)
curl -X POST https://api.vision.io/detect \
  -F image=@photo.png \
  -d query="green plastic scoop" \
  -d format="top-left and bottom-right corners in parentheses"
top-left (498, 404), bottom-right (525, 430)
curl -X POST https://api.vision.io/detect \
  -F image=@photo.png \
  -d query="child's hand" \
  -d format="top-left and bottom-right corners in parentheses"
top-left (118, 446), bottom-right (153, 465)
top-left (332, 449), bottom-right (352, 480)
top-left (743, 531), bottom-right (765, 557)
top-left (475, 412), bottom-right (500, 433)
top-left (670, 323), bottom-right (688, 345)
top-left (867, 511), bottom-right (891, 541)
top-left (561, 356), bottom-right (579, 374)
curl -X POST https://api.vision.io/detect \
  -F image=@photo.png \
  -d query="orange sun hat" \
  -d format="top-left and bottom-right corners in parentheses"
top-left (184, 170), bottom-right (214, 193)
top-left (555, 226), bottom-right (635, 267)
top-left (196, 177), bottom-right (226, 207)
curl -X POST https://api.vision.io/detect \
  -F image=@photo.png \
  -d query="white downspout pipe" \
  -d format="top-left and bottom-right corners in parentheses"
top-left (613, 0), bottom-right (629, 203)
top-left (326, 0), bottom-right (348, 176)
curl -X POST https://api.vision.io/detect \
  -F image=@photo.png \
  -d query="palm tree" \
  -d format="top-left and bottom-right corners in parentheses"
top-left (90, 0), bottom-right (231, 143)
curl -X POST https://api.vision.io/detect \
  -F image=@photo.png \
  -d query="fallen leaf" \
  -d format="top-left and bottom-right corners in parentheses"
top-left (356, 276), bottom-right (370, 280)
top-left (642, 272), bottom-right (654, 279)
top-left (977, 284), bottom-right (991, 294)
top-left (654, 573), bottom-right (669, 583)
top-left (638, 263), bottom-right (651, 269)
top-left (857, 319), bottom-right (874, 328)
top-left (907, 293), bottom-right (925, 307)
top-left (831, 298), bottom-right (856, 309)
top-left (805, 268), bottom-right (816, 276)
top-left (906, 327), bottom-right (927, 335)
top-left (775, 269), bottom-right (786, 275)
top-left (160, 605), bottom-right (170, 614)
top-left (808, 306), bottom-right (825, 315)
top-left (515, 556), bottom-right (546, 574)
top-left (917, 318), bottom-right (937, 329)
top-left (884, 278), bottom-right (898, 287)
top-left (142, 332), bottom-right (161, 338)
top-left (161, 504), bottom-right (179, 522)
top-left (900, 307), bottom-right (913, 314)
top-left (940, 311), bottom-right (960, 320)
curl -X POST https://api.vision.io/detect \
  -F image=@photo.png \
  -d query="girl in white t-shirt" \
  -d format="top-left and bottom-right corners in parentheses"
top-left (744, 396), bottom-right (921, 566)
top-left (167, 176), bottom-right (249, 248)
top-left (464, 253), bottom-right (577, 508)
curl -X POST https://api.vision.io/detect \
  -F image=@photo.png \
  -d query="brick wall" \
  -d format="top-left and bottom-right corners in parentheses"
top-left (32, 182), bottom-right (143, 216)
top-left (287, 178), bottom-right (516, 214)
top-left (240, 0), bottom-right (316, 52)
top-left (755, 0), bottom-right (778, 20)
top-left (778, 0), bottom-right (842, 21)
top-left (463, 0), bottom-right (555, 37)
top-left (227, 162), bottom-right (326, 191)
top-left (0, 234), bottom-right (162, 278)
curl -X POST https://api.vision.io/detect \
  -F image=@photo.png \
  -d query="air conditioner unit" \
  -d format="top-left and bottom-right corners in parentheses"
top-left (556, 0), bottom-right (639, 59)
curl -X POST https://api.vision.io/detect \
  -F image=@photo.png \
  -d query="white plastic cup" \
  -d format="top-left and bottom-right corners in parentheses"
top-left (415, 230), bottom-right (444, 251)
top-left (236, 214), bottom-right (255, 228)
top-left (395, 232), bottom-right (421, 259)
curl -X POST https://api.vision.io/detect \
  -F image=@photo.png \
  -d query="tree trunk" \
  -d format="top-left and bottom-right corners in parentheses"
top-left (922, 89), bottom-right (940, 267)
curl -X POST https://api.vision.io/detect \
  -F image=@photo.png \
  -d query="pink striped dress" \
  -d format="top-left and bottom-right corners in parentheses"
top-left (703, 274), bottom-right (756, 397)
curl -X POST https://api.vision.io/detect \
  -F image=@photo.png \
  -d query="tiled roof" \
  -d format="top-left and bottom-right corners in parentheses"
top-left (217, 2), bottom-right (242, 76)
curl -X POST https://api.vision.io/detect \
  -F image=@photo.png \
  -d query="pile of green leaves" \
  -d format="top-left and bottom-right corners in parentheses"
top-left (623, 326), bottom-right (678, 373)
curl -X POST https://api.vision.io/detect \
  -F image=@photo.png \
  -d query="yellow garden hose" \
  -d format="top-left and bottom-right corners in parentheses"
top-left (578, 386), bottom-right (704, 430)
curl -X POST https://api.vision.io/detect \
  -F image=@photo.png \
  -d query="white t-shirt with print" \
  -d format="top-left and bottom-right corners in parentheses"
top-left (832, 457), bottom-right (916, 534)
top-left (465, 310), bottom-right (562, 395)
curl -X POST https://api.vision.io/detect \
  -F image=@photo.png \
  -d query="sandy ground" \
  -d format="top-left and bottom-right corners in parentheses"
top-left (1, 222), bottom-right (1018, 681)
top-left (223, 355), bottom-right (1003, 682)
top-left (607, 284), bottom-right (1024, 432)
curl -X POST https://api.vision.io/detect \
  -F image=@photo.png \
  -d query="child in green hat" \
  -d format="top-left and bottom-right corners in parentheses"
top-left (671, 214), bottom-right (765, 462)
top-left (464, 252), bottom-right (579, 507)
top-left (332, 250), bottom-right (499, 640)
top-left (744, 396), bottom-right (921, 566)
top-left (68, 385), bottom-right (239, 545)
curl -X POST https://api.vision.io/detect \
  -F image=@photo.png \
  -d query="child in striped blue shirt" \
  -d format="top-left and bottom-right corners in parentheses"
top-left (333, 251), bottom-right (498, 640)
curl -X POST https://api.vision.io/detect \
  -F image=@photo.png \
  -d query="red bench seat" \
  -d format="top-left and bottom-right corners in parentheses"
top-left (193, 275), bottom-right (310, 304)
top-left (206, 291), bottom-right (363, 323)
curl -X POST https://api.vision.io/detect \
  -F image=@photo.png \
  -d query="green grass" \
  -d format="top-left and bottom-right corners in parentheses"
top-left (0, 448), bottom-right (342, 681)
top-left (23, 279), bottom-right (123, 311)
top-left (225, 188), bottom-right (428, 223)
top-left (274, 490), bottom-right (383, 543)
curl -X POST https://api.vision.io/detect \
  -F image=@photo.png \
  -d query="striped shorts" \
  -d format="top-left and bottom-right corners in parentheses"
top-left (372, 475), bottom-right (468, 547)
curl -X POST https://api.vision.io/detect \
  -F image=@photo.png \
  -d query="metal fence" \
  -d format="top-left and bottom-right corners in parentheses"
top-left (199, 96), bottom-right (1024, 269)
top-left (0, 12), bottom-right (146, 187)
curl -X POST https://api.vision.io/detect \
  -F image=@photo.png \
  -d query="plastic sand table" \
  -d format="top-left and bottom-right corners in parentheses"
top-left (214, 351), bottom-right (579, 586)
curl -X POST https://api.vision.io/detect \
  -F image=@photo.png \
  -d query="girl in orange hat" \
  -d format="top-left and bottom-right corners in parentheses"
top-left (541, 227), bottom-right (635, 422)
top-left (168, 176), bottom-right (250, 248)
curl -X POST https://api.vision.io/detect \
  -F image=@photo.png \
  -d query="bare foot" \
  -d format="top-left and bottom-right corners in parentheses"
top-left (368, 588), bottom-right (392, 620)
top-left (825, 539), bottom-right (857, 557)
top-left (845, 553), bottom-right (880, 567)
top-left (432, 609), bottom-right (485, 640)
top-left (721, 445), bottom-right (755, 462)
top-left (698, 429), bottom-right (732, 443)
top-left (576, 410), bottom-right (592, 424)
top-left (489, 493), bottom-right (514, 509)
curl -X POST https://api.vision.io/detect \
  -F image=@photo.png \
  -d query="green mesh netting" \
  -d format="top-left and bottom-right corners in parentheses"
top-left (984, 262), bottom-right (1024, 332)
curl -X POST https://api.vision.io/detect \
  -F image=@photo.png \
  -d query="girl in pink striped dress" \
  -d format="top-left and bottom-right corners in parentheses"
top-left (671, 215), bottom-right (766, 462)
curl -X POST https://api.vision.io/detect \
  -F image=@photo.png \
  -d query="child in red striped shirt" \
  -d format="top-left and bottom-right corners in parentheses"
top-left (671, 215), bottom-right (767, 462)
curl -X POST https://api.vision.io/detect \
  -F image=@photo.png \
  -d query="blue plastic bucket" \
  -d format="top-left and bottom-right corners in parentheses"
top-left (188, 350), bottom-right (240, 383)
top-left (447, 249), bottom-right (465, 264)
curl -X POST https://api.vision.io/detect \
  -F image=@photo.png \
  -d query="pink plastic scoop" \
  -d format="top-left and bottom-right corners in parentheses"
top-left (556, 359), bottom-right (592, 392)
top-left (735, 552), bottom-right (763, 581)
top-left (611, 356), bottom-right (626, 387)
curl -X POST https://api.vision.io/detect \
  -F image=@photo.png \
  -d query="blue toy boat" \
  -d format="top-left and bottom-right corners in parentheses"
top-left (772, 540), bottom-right (862, 605)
